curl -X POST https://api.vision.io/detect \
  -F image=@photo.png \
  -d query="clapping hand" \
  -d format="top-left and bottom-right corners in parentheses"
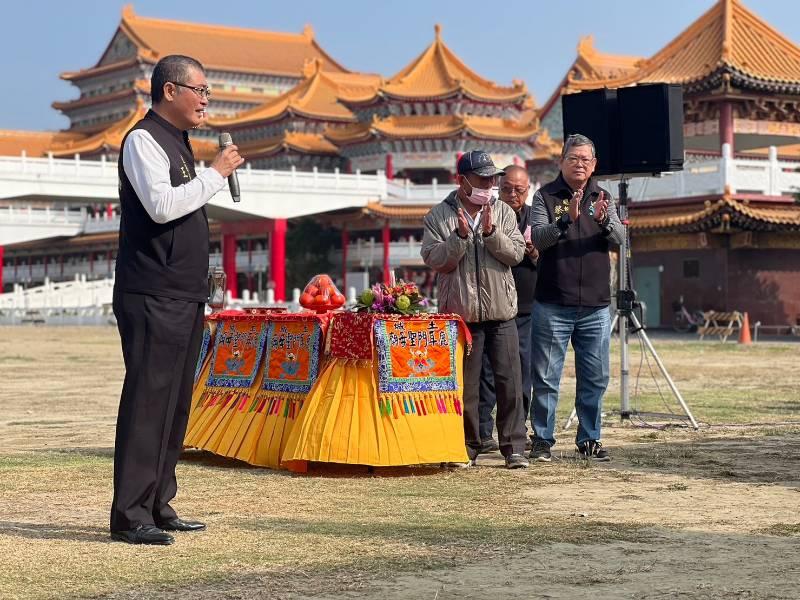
top-left (457, 208), bottom-right (470, 238)
top-left (569, 188), bottom-right (583, 222)
top-left (481, 203), bottom-right (493, 235)
top-left (593, 191), bottom-right (609, 223)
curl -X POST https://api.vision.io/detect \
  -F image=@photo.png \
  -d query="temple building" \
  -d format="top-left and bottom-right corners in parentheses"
top-left (0, 9), bottom-right (539, 303)
top-left (3, 0), bottom-right (799, 330)
top-left (54, 5), bottom-right (349, 134)
top-left (532, 0), bottom-right (800, 329)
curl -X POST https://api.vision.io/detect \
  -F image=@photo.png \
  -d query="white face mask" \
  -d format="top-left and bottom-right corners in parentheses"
top-left (463, 179), bottom-right (496, 206)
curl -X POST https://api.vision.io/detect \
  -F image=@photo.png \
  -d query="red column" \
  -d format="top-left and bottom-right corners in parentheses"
top-left (719, 102), bottom-right (734, 151)
top-left (222, 232), bottom-right (238, 299)
top-left (385, 153), bottom-right (394, 180)
top-left (341, 227), bottom-right (349, 292)
top-left (382, 220), bottom-right (391, 285)
top-left (270, 218), bottom-right (287, 301)
top-left (106, 203), bottom-right (114, 219)
top-left (0, 245), bottom-right (4, 292)
top-left (246, 239), bottom-right (253, 294)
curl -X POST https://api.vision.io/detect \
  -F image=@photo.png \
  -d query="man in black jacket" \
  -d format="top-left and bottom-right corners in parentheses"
top-left (110, 55), bottom-right (243, 545)
top-left (529, 134), bottom-right (623, 463)
top-left (477, 166), bottom-right (538, 451)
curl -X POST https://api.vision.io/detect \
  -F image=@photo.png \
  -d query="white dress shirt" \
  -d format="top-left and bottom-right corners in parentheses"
top-left (122, 129), bottom-right (225, 224)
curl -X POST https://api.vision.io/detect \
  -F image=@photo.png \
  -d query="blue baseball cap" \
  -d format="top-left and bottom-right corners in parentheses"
top-left (457, 150), bottom-right (505, 177)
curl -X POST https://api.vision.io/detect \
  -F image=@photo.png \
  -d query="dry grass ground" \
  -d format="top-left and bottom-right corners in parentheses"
top-left (1, 326), bottom-right (798, 599)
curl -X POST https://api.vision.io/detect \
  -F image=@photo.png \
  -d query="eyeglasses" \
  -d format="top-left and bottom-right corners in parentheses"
top-left (500, 185), bottom-right (529, 196)
top-left (171, 82), bottom-right (212, 99)
top-left (564, 155), bottom-right (595, 166)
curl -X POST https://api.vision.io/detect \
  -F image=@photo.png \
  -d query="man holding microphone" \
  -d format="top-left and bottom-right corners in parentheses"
top-left (110, 54), bottom-right (243, 545)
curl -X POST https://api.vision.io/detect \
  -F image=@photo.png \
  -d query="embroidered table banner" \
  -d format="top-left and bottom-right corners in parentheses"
top-left (194, 321), bottom-right (214, 383)
top-left (256, 315), bottom-right (324, 419)
top-left (206, 317), bottom-right (268, 390)
top-left (373, 316), bottom-right (463, 417)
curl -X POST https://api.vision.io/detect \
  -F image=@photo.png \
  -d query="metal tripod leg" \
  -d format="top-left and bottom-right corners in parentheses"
top-left (628, 312), bottom-right (699, 429)
top-left (563, 310), bottom-right (699, 431)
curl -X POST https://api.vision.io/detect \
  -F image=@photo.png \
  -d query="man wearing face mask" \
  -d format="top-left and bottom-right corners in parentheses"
top-left (421, 150), bottom-right (528, 469)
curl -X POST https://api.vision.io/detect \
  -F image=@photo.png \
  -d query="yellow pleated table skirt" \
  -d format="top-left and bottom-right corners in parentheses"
top-left (184, 358), bottom-right (307, 469)
top-left (282, 348), bottom-right (468, 468)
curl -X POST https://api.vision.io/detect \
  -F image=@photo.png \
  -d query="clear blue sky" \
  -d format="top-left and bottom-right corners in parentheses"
top-left (2, 0), bottom-right (798, 131)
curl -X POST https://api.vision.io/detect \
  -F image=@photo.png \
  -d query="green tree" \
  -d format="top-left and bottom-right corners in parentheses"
top-left (284, 218), bottom-right (340, 290)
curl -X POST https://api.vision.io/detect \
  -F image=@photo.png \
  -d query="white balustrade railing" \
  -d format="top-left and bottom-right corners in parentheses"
top-left (609, 144), bottom-right (800, 202)
top-left (330, 238), bottom-right (424, 267)
top-left (0, 274), bottom-right (363, 325)
top-left (385, 178), bottom-right (457, 205)
top-left (0, 155), bottom-right (387, 197)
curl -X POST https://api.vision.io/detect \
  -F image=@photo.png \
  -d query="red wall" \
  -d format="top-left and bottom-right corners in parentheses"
top-left (630, 248), bottom-right (800, 327)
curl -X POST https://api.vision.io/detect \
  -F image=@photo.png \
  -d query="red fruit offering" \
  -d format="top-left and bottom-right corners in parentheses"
top-left (331, 292), bottom-right (346, 307)
top-left (300, 292), bottom-right (314, 306)
top-left (299, 274), bottom-right (346, 311)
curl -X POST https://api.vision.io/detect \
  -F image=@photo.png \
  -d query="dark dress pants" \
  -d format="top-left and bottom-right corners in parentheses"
top-left (110, 290), bottom-right (204, 532)
top-left (463, 319), bottom-right (526, 459)
top-left (478, 313), bottom-right (534, 440)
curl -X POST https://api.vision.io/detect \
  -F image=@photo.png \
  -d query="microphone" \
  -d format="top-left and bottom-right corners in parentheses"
top-left (218, 132), bottom-right (240, 202)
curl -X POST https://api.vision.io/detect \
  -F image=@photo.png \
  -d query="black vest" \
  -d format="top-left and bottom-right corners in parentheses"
top-left (511, 204), bottom-right (538, 315)
top-left (115, 110), bottom-right (209, 302)
top-left (534, 174), bottom-right (612, 307)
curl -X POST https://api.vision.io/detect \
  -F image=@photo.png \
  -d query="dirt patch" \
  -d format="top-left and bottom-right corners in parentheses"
top-left (0, 326), bottom-right (799, 599)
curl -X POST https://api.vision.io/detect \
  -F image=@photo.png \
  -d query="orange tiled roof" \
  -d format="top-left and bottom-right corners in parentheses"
top-left (326, 114), bottom-right (538, 145)
top-left (629, 196), bottom-right (800, 232)
top-left (347, 25), bottom-right (528, 104)
top-left (62, 5), bottom-right (350, 80)
top-left (208, 61), bottom-right (358, 127)
top-left (363, 203), bottom-right (430, 220)
top-left (0, 130), bottom-right (86, 158)
top-left (569, 0), bottom-right (800, 91)
top-left (741, 144), bottom-right (800, 160)
top-left (240, 131), bottom-right (339, 158)
top-left (52, 80), bottom-right (150, 112)
top-left (540, 36), bottom-right (642, 119)
top-left (529, 130), bottom-right (562, 161)
top-left (572, 36), bottom-right (643, 82)
top-left (46, 99), bottom-right (218, 160)
top-left (49, 100), bottom-right (148, 157)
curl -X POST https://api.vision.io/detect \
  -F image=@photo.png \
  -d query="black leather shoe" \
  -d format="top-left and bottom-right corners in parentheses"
top-left (111, 524), bottom-right (174, 545)
top-left (156, 517), bottom-right (207, 532)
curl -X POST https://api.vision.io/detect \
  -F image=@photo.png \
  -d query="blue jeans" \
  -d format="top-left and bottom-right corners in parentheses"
top-left (478, 313), bottom-right (533, 440)
top-left (531, 301), bottom-right (611, 447)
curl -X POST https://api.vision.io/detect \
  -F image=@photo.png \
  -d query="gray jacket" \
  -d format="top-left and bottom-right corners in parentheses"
top-left (421, 190), bottom-right (525, 323)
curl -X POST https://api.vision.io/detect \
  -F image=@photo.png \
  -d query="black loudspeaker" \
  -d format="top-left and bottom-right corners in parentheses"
top-left (617, 83), bottom-right (684, 174)
top-left (561, 83), bottom-right (684, 176)
top-left (562, 88), bottom-right (618, 177)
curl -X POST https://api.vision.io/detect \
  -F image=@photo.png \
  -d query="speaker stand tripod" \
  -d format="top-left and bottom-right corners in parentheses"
top-left (563, 178), bottom-right (699, 431)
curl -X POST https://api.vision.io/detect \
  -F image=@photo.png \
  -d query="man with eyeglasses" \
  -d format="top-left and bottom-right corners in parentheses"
top-left (110, 55), bottom-right (243, 545)
top-left (421, 150), bottom-right (528, 469)
top-left (476, 165), bottom-right (539, 453)
top-left (529, 134), bottom-right (623, 463)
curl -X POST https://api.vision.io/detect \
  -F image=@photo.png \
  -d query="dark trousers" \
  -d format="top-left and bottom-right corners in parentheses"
top-left (478, 313), bottom-right (534, 439)
top-left (463, 319), bottom-right (526, 458)
top-left (110, 290), bottom-right (204, 532)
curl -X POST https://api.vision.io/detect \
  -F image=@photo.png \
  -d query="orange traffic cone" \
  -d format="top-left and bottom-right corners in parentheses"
top-left (739, 312), bottom-right (752, 345)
